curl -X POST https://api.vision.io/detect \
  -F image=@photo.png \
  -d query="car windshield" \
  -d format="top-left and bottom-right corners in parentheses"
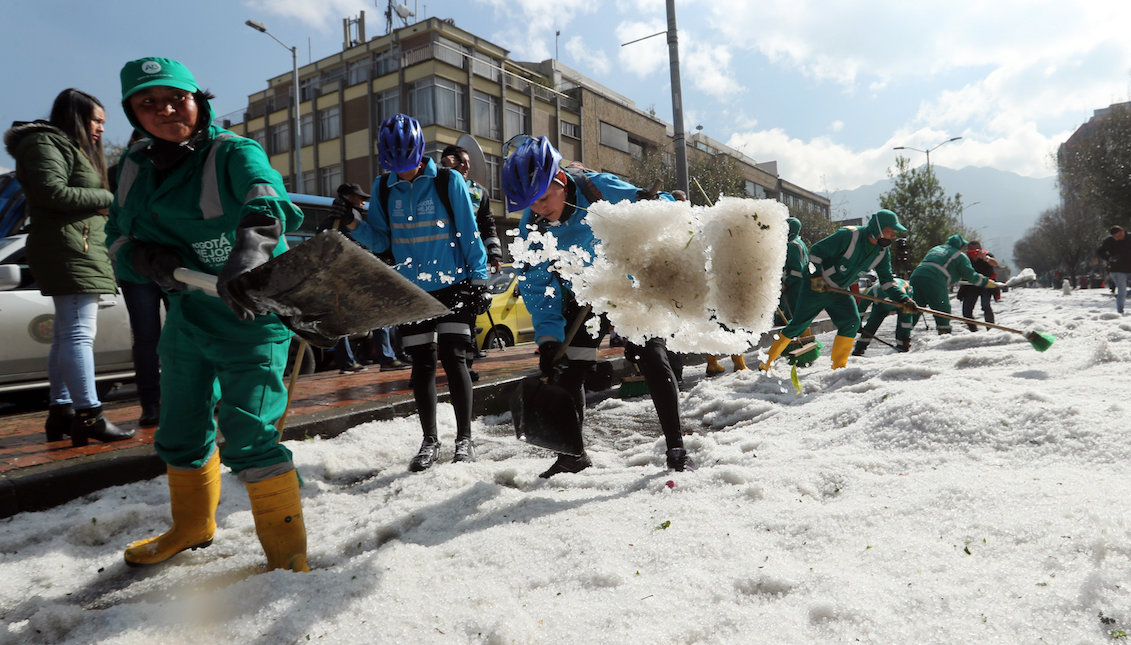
top-left (487, 267), bottom-right (516, 294)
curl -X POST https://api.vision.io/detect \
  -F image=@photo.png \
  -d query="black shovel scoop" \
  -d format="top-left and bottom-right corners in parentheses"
top-left (510, 305), bottom-right (592, 457)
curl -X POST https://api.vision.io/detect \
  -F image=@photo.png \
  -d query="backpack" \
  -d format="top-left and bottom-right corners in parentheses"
top-left (561, 162), bottom-right (604, 204)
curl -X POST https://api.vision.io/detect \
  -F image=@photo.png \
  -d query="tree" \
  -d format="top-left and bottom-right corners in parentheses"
top-left (630, 149), bottom-right (746, 207)
top-left (1013, 205), bottom-right (1098, 276)
top-left (878, 156), bottom-right (966, 262)
top-left (1057, 103), bottom-right (1131, 229)
top-left (788, 203), bottom-right (836, 246)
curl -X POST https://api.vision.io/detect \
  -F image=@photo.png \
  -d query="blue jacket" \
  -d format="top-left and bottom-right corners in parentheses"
top-left (353, 157), bottom-right (488, 292)
top-left (518, 171), bottom-right (663, 344)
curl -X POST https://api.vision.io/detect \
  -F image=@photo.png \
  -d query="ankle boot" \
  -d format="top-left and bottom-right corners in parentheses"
top-left (830, 335), bottom-right (854, 369)
top-left (45, 403), bottom-right (74, 442)
top-left (760, 334), bottom-right (794, 371)
top-left (125, 451), bottom-right (221, 566)
top-left (71, 406), bottom-right (135, 447)
top-left (705, 354), bottom-right (725, 376)
top-left (731, 354), bottom-right (748, 371)
top-left (246, 469), bottom-right (310, 572)
top-left (139, 401), bottom-right (160, 428)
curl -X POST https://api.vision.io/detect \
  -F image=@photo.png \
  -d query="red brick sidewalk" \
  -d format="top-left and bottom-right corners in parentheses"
top-left (0, 344), bottom-right (622, 475)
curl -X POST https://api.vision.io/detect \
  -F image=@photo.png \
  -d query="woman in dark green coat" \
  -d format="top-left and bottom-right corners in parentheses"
top-left (3, 89), bottom-right (133, 446)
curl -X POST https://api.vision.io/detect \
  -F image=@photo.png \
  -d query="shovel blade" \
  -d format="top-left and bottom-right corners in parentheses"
top-left (510, 376), bottom-right (584, 456)
top-left (233, 230), bottom-right (450, 341)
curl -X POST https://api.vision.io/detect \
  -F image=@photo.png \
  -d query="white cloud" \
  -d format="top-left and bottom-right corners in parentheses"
top-left (829, 120), bottom-right (844, 133)
top-left (566, 36), bottom-right (610, 76)
top-left (614, 19), bottom-right (669, 77)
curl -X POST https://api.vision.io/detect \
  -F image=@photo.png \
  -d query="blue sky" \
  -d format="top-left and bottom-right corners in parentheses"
top-left (3, 0), bottom-right (1129, 193)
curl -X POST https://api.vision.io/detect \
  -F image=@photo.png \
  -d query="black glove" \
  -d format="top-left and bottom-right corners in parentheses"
top-left (539, 340), bottom-right (564, 376)
top-left (458, 281), bottom-right (490, 316)
top-left (217, 212), bottom-right (282, 321)
top-left (132, 242), bottom-right (187, 291)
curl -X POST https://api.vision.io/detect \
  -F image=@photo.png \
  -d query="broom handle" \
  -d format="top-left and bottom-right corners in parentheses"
top-left (825, 285), bottom-right (1028, 336)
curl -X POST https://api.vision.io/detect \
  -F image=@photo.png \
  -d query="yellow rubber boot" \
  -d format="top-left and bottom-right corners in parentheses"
top-left (731, 354), bottom-right (748, 371)
top-left (759, 335), bottom-right (794, 371)
top-left (246, 469), bottom-right (310, 572)
top-left (706, 354), bottom-right (725, 376)
top-left (125, 451), bottom-right (221, 566)
top-left (830, 335), bottom-right (855, 369)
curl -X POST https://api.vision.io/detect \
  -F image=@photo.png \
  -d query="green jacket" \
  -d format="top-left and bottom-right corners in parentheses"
top-left (4, 121), bottom-right (116, 296)
top-left (784, 233), bottom-right (809, 290)
top-left (106, 125), bottom-right (303, 343)
top-left (911, 234), bottom-right (988, 289)
top-left (808, 225), bottom-right (904, 300)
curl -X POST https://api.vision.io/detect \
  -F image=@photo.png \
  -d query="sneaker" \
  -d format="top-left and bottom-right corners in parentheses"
top-left (380, 360), bottom-right (410, 371)
top-left (409, 438), bottom-right (441, 472)
top-left (665, 447), bottom-right (695, 472)
top-left (339, 363), bottom-right (367, 374)
top-left (538, 452), bottom-right (592, 478)
top-left (452, 438), bottom-right (476, 463)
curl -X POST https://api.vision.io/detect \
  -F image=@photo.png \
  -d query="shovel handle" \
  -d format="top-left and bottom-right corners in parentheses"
top-left (825, 285), bottom-right (1027, 336)
top-left (173, 268), bottom-right (218, 296)
top-left (552, 304), bottom-right (593, 363)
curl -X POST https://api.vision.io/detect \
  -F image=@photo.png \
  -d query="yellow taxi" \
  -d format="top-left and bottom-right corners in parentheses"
top-left (476, 264), bottom-right (534, 349)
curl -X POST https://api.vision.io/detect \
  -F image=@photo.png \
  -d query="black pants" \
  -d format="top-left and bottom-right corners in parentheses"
top-left (623, 338), bottom-right (684, 449)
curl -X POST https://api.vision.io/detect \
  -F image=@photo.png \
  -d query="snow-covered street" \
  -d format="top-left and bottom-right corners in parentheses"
top-left (3, 286), bottom-right (1129, 644)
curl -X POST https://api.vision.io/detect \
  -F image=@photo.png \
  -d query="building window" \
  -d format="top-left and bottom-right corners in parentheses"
top-left (347, 58), bottom-right (371, 85)
top-left (599, 122), bottom-right (629, 153)
top-left (320, 66), bottom-right (345, 86)
top-left (484, 153), bottom-right (501, 201)
top-left (435, 36), bottom-right (466, 68)
top-left (471, 52), bottom-right (501, 81)
top-left (560, 121), bottom-right (580, 139)
top-left (374, 49), bottom-right (399, 76)
top-left (299, 113), bottom-right (313, 146)
top-left (248, 129), bottom-right (267, 149)
top-left (373, 89), bottom-right (400, 126)
top-left (410, 77), bottom-right (466, 130)
top-left (473, 91), bottom-right (501, 139)
top-left (319, 164), bottom-right (342, 196)
top-left (627, 137), bottom-right (645, 162)
top-left (300, 77), bottom-right (319, 102)
top-left (745, 180), bottom-right (766, 199)
top-left (270, 121), bottom-right (291, 153)
top-left (318, 105), bottom-right (341, 140)
top-left (504, 102), bottom-right (530, 142)
top-left (301, 170), bottom-right (316, 194)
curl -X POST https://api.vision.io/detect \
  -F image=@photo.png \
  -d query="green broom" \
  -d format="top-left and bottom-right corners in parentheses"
top-left (826, 286), bottom-right (1056, 352)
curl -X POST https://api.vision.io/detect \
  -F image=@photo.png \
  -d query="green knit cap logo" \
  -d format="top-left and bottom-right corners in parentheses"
top-left (120, 57), bottom-right (200, 101)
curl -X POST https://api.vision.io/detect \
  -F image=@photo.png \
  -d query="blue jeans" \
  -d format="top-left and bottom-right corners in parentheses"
top-left (332, 336), bottom-right (358, 370)
top-left (121, 280), bottom-right (167, 406)
top-left (372, 327), bottom-right (397, 364)
top-left (49, 294), bottom-right (101, 410)
top-left (1112, 272), bottom-right (1128, 313)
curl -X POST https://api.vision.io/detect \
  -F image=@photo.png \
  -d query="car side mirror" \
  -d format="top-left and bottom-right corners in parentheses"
top-left (0, 264), bottom-right (19, 291)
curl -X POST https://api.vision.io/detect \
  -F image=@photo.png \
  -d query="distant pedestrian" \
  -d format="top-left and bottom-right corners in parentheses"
top-left (956, 240), bottom-right (999, 330)
top-left (5, 88), bottom-right (135, 446)
top-left (1097, 225), bottom-right (1131, 314)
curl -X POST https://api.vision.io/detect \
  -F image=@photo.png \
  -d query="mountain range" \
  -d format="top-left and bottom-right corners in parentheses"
top-left (827, 166), bottom-right (1060, 267)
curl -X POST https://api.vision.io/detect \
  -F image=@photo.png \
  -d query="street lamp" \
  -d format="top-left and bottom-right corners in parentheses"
top-left (893, 136), bottom-right (962, 171)
top-left (245, 19), bottom-right (302, 190)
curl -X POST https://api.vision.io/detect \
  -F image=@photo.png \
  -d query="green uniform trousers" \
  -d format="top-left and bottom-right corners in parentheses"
top-left (155, 323), bottom-right (293, 472)
top-left (909, 274), bottom-right (953, 333)
top-left (782, 280), bottom-right (862, 338)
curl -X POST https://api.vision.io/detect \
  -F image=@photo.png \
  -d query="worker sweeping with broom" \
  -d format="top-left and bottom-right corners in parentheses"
top-left (761, 209), bottom-right (917, 371)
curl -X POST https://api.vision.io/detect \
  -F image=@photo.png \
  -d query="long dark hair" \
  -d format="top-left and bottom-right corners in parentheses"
top-left (49, 88), bottom-right (108, 188)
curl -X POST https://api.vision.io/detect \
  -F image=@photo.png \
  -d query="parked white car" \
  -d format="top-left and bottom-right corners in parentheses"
top-left (0, 234), bottom-right (135, 399)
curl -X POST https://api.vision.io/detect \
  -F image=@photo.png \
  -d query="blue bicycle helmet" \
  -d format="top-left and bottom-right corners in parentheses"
top-left (502, 136), bottom-right (562, 212)
top-left (378, 113), bottom-right (425, 173)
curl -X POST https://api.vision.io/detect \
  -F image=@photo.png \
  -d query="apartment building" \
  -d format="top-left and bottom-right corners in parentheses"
top-left (223, 14), bottom-right (830, 240)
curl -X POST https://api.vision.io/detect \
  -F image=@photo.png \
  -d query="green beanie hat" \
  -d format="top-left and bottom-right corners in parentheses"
top-left (120, 57), bottom-right (200, 101)
top-left (787, 217), bottom-right (802, 239)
